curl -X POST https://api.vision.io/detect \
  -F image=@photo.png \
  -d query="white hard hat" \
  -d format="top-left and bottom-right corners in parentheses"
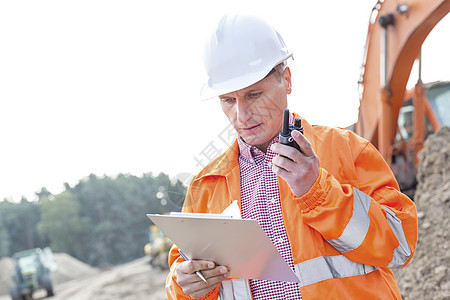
top-left (200, 13), bottom-right (293, 100)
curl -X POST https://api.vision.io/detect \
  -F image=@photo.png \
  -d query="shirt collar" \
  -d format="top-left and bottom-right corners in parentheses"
top-left (238, 135), bottom-right (280, 164)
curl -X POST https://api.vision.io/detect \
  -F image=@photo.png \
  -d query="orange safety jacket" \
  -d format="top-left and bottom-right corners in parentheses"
top-left (166, 116), bottom-right (418, 300)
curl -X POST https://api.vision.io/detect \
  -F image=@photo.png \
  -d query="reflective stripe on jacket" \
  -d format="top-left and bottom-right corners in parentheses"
top-left (166, 117), bottom-right (418, 300)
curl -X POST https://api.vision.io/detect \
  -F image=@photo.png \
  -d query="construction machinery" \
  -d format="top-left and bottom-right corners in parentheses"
top-left (9, 248), bottom-right (57, 300)
top-left (144, 225), bottom-right (172, 270)
top-left (353, 0), bottom-right (449, 196)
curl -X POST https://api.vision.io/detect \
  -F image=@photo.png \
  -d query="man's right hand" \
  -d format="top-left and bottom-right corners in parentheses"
top-left (176, 260), bottom-right (229, 299)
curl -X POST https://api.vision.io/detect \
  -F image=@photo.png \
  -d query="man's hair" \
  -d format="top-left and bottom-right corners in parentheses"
top-left (273, 62), bottom-right (287, 82)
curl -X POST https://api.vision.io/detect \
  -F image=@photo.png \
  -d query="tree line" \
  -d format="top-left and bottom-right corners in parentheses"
top-left (0, 172), bottom-right (186, 267)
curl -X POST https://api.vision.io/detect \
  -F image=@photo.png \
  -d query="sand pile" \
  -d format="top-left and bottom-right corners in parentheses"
top-left (51, 253), bottom-right (99, 285)
top-left (0, 257), bottom-right (15, 295)
top-left (0, 252), bottom-right (98, 295)
top-left (394, 127), bottom-right (450, 299)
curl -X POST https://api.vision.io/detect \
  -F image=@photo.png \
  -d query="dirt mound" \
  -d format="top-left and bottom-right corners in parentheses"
top-left (51, 253), bottom-right (99, 285)
top-left (0, 257), bottom-right (15, 295)
top-left (394, 127), bottom-right (450, 299)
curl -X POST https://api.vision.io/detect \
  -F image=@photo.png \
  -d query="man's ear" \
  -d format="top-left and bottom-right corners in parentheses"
top-left (283, 67), bottom-right (292, 94)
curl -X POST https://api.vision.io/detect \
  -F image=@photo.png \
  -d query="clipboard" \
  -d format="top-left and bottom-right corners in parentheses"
top-left (147, 213), bottom-right (300, 283)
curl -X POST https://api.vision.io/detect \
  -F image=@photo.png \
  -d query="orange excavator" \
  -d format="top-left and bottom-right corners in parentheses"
top-left (353, 0), bottom-right (449, 196)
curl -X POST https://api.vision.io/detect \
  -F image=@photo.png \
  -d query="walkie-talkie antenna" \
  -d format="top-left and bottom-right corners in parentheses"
top-left (281, 108), bottom-right (290, 135)
top-left (279, 108), bottom-right (302, 155)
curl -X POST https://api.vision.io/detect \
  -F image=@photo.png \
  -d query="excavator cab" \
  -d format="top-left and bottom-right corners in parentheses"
top-left (397, 105), bottom-right (414, 143)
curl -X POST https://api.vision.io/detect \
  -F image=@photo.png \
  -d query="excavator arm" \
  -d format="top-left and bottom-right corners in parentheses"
top-left (356, 0), bottom-right (449, 161)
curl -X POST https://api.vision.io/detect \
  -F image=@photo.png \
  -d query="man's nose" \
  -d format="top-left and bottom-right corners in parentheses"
top-left (236, 100), bottom-right (252, 123)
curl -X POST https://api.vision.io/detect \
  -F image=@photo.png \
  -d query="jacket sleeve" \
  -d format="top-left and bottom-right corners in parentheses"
top-left (296, 141), bottom-right (418, 269)
top-left (165, 181), bottom-right (221, 300)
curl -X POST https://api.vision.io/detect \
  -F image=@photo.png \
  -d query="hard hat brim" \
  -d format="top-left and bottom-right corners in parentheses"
top-left (199, 54), bottom-right (293, 100)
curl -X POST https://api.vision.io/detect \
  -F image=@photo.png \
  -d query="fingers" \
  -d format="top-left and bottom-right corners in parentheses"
top-left (271, 162), bottom-right (293, 185)
top-left (291, 130), bottom-right (314, 157)
top-left (176, 260), bottom-right (229, 299)
top-left (201, 265), bottom-right (229, 280)
top-left (179, 265), bottom-right (228, 287)
top-left (178, 270), bottom-right (229, 298)
top-left (180, 259), bottom-right (215, 274)
top-left (272, 154), bottom-right (296, 174)
top-left (271, 130), bottom-right (314, 162)
top-left (272, 155), bottom-right (310, 185)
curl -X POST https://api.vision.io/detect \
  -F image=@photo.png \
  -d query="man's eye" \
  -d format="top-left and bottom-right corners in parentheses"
top-left (248, 92), bottom-right (262, 98)
top-left (222, 98), bottom-right (235, 104)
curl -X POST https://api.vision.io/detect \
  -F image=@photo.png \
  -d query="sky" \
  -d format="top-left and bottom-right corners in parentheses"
top-left (0, 1), bottom-right (448, 202)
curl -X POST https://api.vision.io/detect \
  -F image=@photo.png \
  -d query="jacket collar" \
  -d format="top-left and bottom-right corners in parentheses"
top-left (194, 139), bottom-right (240, 180)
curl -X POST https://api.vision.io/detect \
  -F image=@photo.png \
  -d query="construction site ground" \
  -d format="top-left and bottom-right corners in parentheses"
top-left (0, 254), bottom-right (168, 300)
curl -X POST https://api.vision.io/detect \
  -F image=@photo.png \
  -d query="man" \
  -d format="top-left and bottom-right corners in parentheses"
top-left (166, 13), bottom-right (417, 299)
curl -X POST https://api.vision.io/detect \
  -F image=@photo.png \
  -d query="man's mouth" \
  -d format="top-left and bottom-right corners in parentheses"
top-left (241, 123), bottom-right (262, 133)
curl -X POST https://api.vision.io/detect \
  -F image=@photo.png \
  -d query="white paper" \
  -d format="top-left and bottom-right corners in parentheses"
top-left (220, 200), bottom-right (241, 219)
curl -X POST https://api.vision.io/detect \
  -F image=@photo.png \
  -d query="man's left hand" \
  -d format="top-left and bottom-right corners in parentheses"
top-left (271, 130), bottom-right (320, 197)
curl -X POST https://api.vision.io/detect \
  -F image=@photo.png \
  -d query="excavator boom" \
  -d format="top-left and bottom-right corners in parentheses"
top-left (356, 0), bottom-right (449, 160)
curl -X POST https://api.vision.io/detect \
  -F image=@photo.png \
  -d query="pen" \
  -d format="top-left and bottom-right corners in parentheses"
top-left (179, 250), bottom-right (207, 283)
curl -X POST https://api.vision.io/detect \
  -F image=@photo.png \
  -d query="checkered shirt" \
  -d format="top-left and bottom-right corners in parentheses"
top-left (238, 136), bottom-right (302, 300)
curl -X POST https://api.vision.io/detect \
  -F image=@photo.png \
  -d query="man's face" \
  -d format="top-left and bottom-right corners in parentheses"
top-left (219, 68), bottom-right (292, 152)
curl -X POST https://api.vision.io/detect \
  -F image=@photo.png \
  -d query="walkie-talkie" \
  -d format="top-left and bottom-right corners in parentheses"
top-left (279, 108), bottom-right (303, 154)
